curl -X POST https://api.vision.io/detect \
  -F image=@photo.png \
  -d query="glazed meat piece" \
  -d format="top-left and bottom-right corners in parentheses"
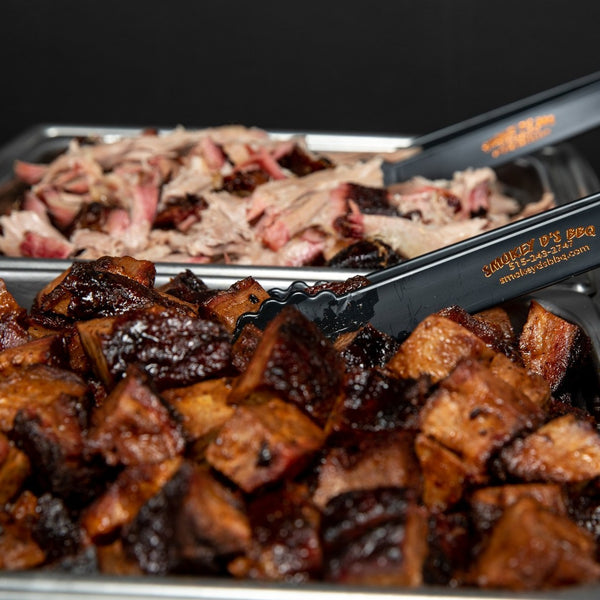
top-left (519, 300), bottom-right (591, 392)
top-left (312, 431), bottom-right (422, 509)
top-left (0, 279), bottom-right (30, 351)
top-left (230, 484), bottom-right (322, 581)
top-left (81, 457), bottom-right (183, 541)
top-left (206, 396), bottom-right (325, 493)
top-left (0, 335), bottom-right (65, 375)
top-left (0, 432), bottom-right (30, 504)
top-left (77, 307), bottom-right (233, 389)
top-left (321, 487), bottom-right (428, 586)
top-left (158, 269), bottom-right (218, 306)
top-left (500, 414), bottom-right (600, 483)
top-left (334, 323), bottom-right (400, 369)
top-left (326, 367), bottom-right (430, 438)
top-left (419, 359), bottom-right (545, 481)
top-left (469, 496), bottom-right (600, 590)
top-left (122, 461), bottom-right (250, 575)
top-left (87, 365), bottom-right (185, 466)
top-left (326, 239), bottom-right (402, 269)
top-left (387, 314), bottom-right (495, 383)
top-left (230, 306), bottom-right (344, 426)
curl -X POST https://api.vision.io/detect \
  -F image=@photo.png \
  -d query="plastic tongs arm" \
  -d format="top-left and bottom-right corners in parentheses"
top-left (235, 192), bottom-right (600, 341)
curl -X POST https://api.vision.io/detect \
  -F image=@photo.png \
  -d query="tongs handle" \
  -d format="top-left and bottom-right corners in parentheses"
top-left (384, 70), bottom-right (600, 182)
top-left (236, 192), bottom-right (600, 341)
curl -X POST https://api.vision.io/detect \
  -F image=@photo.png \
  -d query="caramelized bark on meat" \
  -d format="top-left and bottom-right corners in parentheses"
top-left (230, 322), bottom-right (262, 372)
top-left (200, 277), bottom-right (270, 335)
top-left (321, 487), bottom-right (428, 586)
top-left (31, 257), bottom-right (193, 327)
top-left (312, 431), bottom-right (422, 509)
top-left (122, 461), bottom-right (250, 575)
top-left (500, 414), bottom-right (600, 483)
top-left (519, 300), bottom-right (591, 392)
top-left (0, 491), bottom-right (45, 570)
top-left (0, 432), bottom-right (30, 504)
top-left (276, 143), bottom-right (334, 177)
top-left (81, 457), bottom-right (183, 541)
top-left (468, 496), bottom-right (600, 590)
top-left (230, 306), bottom-right (344, 426)
top-left (326, 367), bottom-right (430, 438)
top-left (158, 269), bottom-right (218, 306)
top-left (438, 305), bottom-right (518, 359)
top-left (77, 307), bottom-right (233, 389)
top-left (302, 274), bottom-right (371, 297)
top-left (387, 314), bottom-right (495, 383)
top-left (334, 323), bottom-right (400, 369)
top-left (0, 279), bottom-right (30, 350)
top-left (0, 334), bottom-right (65, 375)
top-left (419, 359), bottom-right (545, 481)
top-left (87, 365), bottom-right (185, 466)
top-left (326, 239), bottom-right (402, 269)
top-left (206, 396), bottom-right (325, 493)
top-left (229, 484), bottom-right (322, 581)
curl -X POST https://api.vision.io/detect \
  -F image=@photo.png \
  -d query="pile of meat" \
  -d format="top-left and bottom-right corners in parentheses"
top-left (0, 255), bottom-right (599, 592)
top-left (0, 126), bottom-right (554, 267)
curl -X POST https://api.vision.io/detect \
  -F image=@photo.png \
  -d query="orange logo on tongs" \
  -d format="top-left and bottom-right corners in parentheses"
top-left (481, 114), bottom-right (556, 158)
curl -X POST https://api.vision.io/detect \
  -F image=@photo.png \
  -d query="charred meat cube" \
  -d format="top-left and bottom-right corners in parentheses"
top-left (567, 478), bottom-right (600, 555)
top-left (77, 307), bottom-right (233, 390)
top-left (326, 367), bottom-right (430, 438)
top-left (334, 323), bottom-right (400, 370)
top-left (81, 457), bottom-right (183, 542)
top-left (206, 396), bottom-right (325, 493)
top-left (230, 306), bottom-right (344, 426)
top-left (0, 432), bottom-right (30, 504)
top-left (468, 496), bottom-right (600, 590)
top-left (419, 359), bottom-right (545, 480)
top-left (122, 461), bottom-right (250, 575)
top-left (0, 491), bottom-right (45, 570)
top-left (0, 334), bottom-right (65, 375)
top-left (230, 322), bottom-right (262, 372)
top-left (87, 365), bottom-right (185, 466)
top-left (200, 277), bottom-right (270, 335)
top-left (415, 433), bottom-right (472, 512)
top-left (0, 279), bottom-right (30, 351)
top-left (230, 484), bottom-right (322, 581)
top-left (0, 364), bottom-right (88, 432)
top-left (470, 483), bottom-right (567, 535)
top-left (519, 300), bottom-right (591, 392)
top-left (31, 256), bottom-right (193, 327)
top-left (312, 431), bottom-right (421, 510)
top-left (157, 269), bottom-right (218, 306)
top-left (161, 377), bottom-right (235, 445)
top-left (387, 314), bottom-right (495, 383)
top-left (321, 487), bottom-right (428, 586)
top-left (500, 414), bottom-right (600, 483)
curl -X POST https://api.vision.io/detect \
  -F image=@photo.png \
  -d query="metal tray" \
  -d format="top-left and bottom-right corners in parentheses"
top-left (0, 265), bottom-right (600, 599)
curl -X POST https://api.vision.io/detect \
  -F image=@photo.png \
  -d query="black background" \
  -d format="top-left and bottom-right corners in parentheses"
top-left (3, 0), bottom-right (600, 175)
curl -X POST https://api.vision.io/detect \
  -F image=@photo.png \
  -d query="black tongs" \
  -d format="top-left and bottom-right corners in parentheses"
top-left (383, 70), bottom-right (600, 182)
top-left (235, 192), bottom-right (600, 341)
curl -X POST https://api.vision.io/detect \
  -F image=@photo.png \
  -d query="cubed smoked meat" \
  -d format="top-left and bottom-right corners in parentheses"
top-left (488, 352), bottom-right (551, 408)
top-left (0, 280), bottom-right (30, 351)
top-left (206, 396), bottom-right (325, 493)
top-left (31, 258), bottom-right (193, 327)
top-left (200, 277), bottom-right (270, 335)
top-left (420, 359), bottom-right (545, 480)
top-left (87, 365), bottom-right (185, 466)
top-left (438, 305), bottom-right (518, 359)
top-left (122, 461), bottom-right (250, 575)
top-left (158, 269), bottom-right (218, 306)
top-left (96, 540), bottom-right (143, 575)
top-left (334, 324), bottom-right (400, 369)
top-left (567, 478), bottom-right (600, 554)
top-left (470, 483), bottom-right (567, 535)
top-left (0, 433), bottom-right (30, 504)
top-left (415, 434), bottom-right (472, 512)
top-left (500, 414), bottom-right (600, 483)
top-left (230, 322), bottom-right (262, 372)
top-left (0, 364), bottom-right (88, 432)
top-left (519, 300), bottom-right (590, 392)
top-left (321, 487), bottom-right (428, 586)
top-left (0, 491), bottom-right (45, 570)
top-left (161, 378), bottom-right (235, 444)
top-left (81, 457), bottom-right (183, 541)
top-left (12, 396), bottom-right (105, 506)
top-left (387, 314), bottom-right (495, 383)
top-left (77, 307), bottom-right (233, 389)
top-left (0, 334), bottom-right (65, 375)
top-left (32, 493), bottom-right (83, 562)
top-left (230, 306), bottom-right (344, 426)
top-left (312, 431), bottom-right (421, 510)
top-left (230, 484), bottom-right (322, 581)
top-left (469, 496), bottom-right (600, 590)
top-left (326, 367), bottom-right (430, 438)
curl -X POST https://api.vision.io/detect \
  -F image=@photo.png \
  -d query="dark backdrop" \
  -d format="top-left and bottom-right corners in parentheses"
top-left (3, 0), bottom-right (600, 174)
